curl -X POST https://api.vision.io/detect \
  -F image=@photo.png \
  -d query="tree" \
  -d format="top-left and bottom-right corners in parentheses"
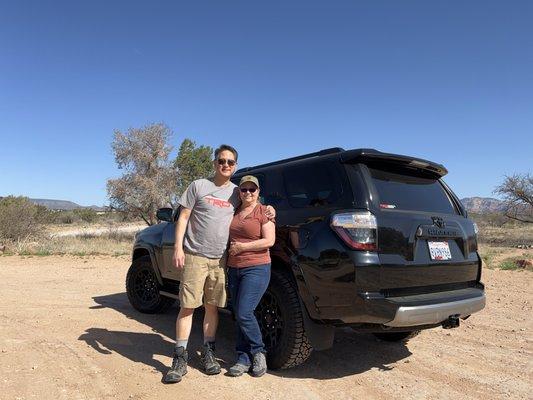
top-left (493, 173), bottom-right (533, 223)
top-left (107, 123), bottom-right (178, 225)
top-left (174, 139), bottom-right (214, 196)
top-left (106, 123), bottom-right (214, 226)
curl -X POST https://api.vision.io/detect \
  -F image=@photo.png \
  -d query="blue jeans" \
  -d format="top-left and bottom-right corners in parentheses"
top-left (227, 264), bottom-right (271, 366)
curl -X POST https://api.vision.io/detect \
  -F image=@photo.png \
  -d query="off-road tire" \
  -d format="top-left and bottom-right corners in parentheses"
top-left (126, 255), bottom-right (175, 313)
top-left (373, 330), bottom-right (420, 342)
top-left (255, 269), bottom-right (312, 369)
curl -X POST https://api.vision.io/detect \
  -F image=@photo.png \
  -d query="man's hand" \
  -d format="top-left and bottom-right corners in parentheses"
top-left (265, 205), bottom-right (276, 220)
top-left (173, 247), bottom-right (185, 269)
top-left (229, 241), bottom-right (246, 256)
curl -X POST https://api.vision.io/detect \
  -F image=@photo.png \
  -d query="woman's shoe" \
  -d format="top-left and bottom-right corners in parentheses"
top-left (227, 363), bottom-right (251, 377)
top-left (251, 353), bottom-right (267, 377)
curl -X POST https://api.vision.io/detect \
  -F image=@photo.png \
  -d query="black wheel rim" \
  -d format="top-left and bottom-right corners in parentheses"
top-left (133, 266), bottom-right (159, 307)
top-left (255, 290), bottom-right (284, 352)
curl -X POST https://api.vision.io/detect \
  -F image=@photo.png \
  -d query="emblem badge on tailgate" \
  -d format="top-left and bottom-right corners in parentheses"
top-left (432, 216), bottom-right (445, 228)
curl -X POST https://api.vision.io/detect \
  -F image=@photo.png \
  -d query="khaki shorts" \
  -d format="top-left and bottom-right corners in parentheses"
top-left (178, 252), bottom-right (227, 309)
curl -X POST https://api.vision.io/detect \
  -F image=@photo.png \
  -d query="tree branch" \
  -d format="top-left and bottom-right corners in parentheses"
top-left (504, 213), bottom-right (533, 224)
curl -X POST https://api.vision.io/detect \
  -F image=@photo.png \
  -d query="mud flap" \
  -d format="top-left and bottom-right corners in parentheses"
top-left (299, 299), bottom-right (335, 351)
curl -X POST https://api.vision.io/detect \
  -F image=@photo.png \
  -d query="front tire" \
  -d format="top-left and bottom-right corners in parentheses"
top-left (255, 269), bottom-right (312, 369)
top-left (126, 255), bottom-right (175, 313)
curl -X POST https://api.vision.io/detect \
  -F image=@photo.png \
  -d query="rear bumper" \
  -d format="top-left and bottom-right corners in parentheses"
top-left (384, 293), bottom-right (486, 327)
top-left (318, 286), bottom-right (486, 327)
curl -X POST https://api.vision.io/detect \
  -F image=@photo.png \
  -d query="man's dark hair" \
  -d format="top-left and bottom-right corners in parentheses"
top-left (214, 144), bottom-right (238, 161)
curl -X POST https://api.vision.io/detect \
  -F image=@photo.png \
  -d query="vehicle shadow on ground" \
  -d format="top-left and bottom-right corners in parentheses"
top-left (83, 292), bottom-right (412, 379)
top-left (271, 327), bottom-right (413, 379)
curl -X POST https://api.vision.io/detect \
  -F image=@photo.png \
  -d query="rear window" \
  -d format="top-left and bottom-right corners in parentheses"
top-left (369, 167), bottom-right (457, 214)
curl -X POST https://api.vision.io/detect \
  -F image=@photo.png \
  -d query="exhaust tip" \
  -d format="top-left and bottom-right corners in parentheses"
top-left (442, 314), bottom-right (460, 329)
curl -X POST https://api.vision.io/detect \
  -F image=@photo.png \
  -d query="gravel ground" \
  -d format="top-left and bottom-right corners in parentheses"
top-left (0, 254), bottom-right (531, 400)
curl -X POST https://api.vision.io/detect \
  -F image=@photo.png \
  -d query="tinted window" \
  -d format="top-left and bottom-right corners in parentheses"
top-left (283, 162), bottom-right (344, 208)
top-left (369, 168), bottom-right (457, 214)
top-left (232, 174), bottom-right (283, 206)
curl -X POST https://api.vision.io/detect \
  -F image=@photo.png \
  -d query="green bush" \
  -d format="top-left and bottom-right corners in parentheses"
top-left (0, 196), bottom-right (44, 241)
top-left (73, 208), bottom-right (98, 223)
top-left (499, 260), bottom-right (519, 270)
top-left (55, 211), bottom-right (78, 224)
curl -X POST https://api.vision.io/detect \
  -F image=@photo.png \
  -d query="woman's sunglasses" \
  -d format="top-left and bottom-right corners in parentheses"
top-left (240, 188), bottom-right (257, 193)
top-left (217, 158), bottom-right (236, 167)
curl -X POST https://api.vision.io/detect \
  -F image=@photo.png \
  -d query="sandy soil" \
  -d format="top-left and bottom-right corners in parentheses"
top-left (0, 254), bottom-right (531, 400)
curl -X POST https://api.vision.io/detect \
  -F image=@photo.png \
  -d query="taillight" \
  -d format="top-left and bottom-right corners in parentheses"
top-left (330, 211), bottom-right (377, 251)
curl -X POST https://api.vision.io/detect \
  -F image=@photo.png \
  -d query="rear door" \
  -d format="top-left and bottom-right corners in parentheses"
top-left (360, 164), bottom-right (479, 293)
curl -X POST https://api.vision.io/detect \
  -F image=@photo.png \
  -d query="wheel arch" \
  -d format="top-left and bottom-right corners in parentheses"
top-left (132, 246), bottom-right (163, 285)
top-left (270, 255), bottom-right (335, 351)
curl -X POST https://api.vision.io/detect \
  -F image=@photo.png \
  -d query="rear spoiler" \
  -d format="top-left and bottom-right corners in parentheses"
top-left (340, 148), bottom-right (448, 178)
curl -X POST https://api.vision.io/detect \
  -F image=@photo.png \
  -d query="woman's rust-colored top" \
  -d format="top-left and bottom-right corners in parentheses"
top-left (227, 204), bottom-right (274, 268)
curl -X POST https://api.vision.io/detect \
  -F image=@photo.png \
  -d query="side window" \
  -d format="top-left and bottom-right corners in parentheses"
top-left (283, 161), bottom-right (344, 208)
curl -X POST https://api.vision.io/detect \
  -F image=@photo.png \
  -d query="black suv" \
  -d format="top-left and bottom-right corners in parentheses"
top-left (126, 148), bottom-right (485, 369)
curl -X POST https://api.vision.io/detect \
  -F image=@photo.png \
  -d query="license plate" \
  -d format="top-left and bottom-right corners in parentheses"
top-left (428, 241), bottom-right (452, 261)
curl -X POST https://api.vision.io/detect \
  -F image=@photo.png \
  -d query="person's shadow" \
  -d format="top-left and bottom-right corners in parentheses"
top-left (79, 293), bottom-right (236, 375)
top-left (80, 292), bottom-right (413, 380)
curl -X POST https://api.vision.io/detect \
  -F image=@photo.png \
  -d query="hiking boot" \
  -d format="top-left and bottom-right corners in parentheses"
top-left (200, 342), bottom-right (221, 375)
top-left (163, 346), bottom-right (188, 384)
top-left (227, 362), bottom-right (251, 377)
top-left (251, 352), bottom-right (267, 377)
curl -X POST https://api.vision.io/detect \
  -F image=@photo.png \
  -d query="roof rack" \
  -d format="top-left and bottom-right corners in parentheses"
top-left (236, 147), bottom-right (345, 174)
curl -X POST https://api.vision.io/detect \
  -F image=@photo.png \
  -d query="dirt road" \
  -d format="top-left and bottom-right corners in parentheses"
top-left (0, 255), bottom-right (531, 400)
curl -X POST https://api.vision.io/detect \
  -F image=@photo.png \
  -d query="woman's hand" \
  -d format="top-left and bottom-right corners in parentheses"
top-left (229, 241), bottom-right (246, 256)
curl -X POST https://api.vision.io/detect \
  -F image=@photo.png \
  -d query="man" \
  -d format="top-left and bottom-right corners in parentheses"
top-left (164, 144), bottom-right (274, 383)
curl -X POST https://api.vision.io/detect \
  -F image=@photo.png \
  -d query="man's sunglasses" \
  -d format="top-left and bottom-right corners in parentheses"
top-left (217, 158), bottom-right (236, 167)
top-left (240, 188), bottom-right (257, 193)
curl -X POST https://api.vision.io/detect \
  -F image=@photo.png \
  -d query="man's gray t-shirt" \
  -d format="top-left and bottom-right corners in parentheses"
top-left (179, 178), bottom-right (240, 258)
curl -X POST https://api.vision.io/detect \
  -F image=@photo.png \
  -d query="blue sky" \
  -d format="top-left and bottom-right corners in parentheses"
top-left (1, 1), bottom-right (531, 206)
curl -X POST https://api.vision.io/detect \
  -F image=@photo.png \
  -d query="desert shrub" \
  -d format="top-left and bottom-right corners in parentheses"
top-left (0, 196), bottom-right (44, 242)
top-left (477, 223), bottom-right (533, 247)
top-left (499, 260), bottom-right (520, 270)
top-left (470, 212), bottom-right (510, 228)
top-left (13, 231), bottom-right (135, 256)
top-left (73, 208), bottom-right (98, 223)
top-left (54, 210), bottom-right (80, 224)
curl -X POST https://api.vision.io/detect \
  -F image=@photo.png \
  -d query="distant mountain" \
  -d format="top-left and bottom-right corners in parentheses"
top-left (29, 198), bottom-right (105, 212)
top-left (460, 197), bottom-right (506, 214)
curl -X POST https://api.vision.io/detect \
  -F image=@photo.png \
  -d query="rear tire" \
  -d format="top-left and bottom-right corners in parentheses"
top-left (255, 269), bottom-right (312, 369)
top-left (373, 331), bottom-right (420, 342)
top-left (126, 255), bottom-right (175, 313)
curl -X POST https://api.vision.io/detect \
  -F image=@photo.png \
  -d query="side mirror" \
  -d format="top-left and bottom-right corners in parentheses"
top-left (156, 207), bottom-right (173, 222)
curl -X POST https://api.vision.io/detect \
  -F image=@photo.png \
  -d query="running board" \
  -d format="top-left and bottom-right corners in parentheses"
top-left (160, 290), bottom-right (179, 300)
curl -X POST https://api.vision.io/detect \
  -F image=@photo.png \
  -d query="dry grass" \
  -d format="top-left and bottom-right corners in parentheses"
top-left (1, 231), bottom-right (136, 257)
top-left (477, 223), bottom-right (533, 247)
top-left (478, 244), bottom-right (533, 271)
top-left (476, 222), bottom-right (533, 271)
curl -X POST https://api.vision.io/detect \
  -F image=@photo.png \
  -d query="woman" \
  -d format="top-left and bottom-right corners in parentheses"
top-left (226, 175), bottom-right (275, 377)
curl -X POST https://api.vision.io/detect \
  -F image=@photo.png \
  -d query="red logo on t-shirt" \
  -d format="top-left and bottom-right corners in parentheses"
top-left (205, 196), bottom-right (232, 208)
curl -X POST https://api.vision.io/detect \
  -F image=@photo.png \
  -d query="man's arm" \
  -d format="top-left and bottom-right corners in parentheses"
top-left (173, 207), bottom-right (192, 269)
top-left (265, 205), bottom-right (276, 219)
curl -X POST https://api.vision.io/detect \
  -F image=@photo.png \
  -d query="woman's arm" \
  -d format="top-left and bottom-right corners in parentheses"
top-left (229, 221), bottom-right (275, 255)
